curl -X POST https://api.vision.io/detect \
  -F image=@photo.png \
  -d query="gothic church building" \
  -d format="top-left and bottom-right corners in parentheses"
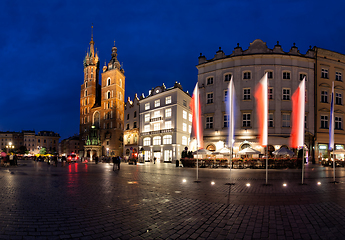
top-left (79, 33), bottom-right (125, 159)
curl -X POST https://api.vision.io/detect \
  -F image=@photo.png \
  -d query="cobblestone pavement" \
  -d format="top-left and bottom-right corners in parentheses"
top-left (1, 160), bottom-right (345, 239)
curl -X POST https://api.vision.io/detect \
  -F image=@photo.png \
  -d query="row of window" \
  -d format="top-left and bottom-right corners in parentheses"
top-left (143, 135), bottom-right (189, 146)
top-left (206, 71), bottom-right (308, 84)
top-left (144, 110), bottom-right (192, 122)
top-left (127, 111), bottom-right (137, 120)
top-left (321, 91), bottom-right (343, 104)
top-left (143, 122), bottom-right (192, 133)
top-left (145, 96), bottom-right (172, 110)
top-left (321, 68), bottom-right (343, 81)
top-left (206, 113), bottom-right (343, 130)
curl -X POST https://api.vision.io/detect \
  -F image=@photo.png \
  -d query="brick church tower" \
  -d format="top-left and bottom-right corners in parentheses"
top-left (79, 28), bottom-right (125, 159)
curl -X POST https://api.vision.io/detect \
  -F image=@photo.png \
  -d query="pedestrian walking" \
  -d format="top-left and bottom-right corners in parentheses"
top-left (112, 156), bottom-right (116, 171)
top-left (117, 156), bottom-right (121, 170)
top-left (154, 157), bottom-right (156, 164)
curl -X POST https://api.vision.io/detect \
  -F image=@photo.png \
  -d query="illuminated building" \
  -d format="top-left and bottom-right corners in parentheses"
top-left (0, 130), bottom-right (59, 155)
top-left (79, 29), bottom-right (125, 159)
top-left (132, 83), bottom-right (191, 162)
top-left (59, 135), bottom-right (80, 156)
top-left (196, 39), bottom-right (315, 157)
top-left (124, 94), bottom-right (140, 161)
top-left (314, 48), bottom-right (345, 160)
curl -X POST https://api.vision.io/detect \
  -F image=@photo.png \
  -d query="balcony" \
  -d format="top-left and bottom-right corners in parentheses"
top-left (141, 128), bottom-right (175, 136)
top-left (150, 117), bottom-right (162, 122)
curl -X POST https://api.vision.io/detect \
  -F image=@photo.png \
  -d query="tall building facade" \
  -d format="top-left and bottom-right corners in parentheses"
top-left (123, 94), bottom-right (140, 160)
top-left (197, 39), bottom-right (315, 157)
top-left (80, 33), bottom-right (125, 159)
top-left (314, 47), bottom-right (345, 159)
top-left (138, 83), bottom-right (192, 162)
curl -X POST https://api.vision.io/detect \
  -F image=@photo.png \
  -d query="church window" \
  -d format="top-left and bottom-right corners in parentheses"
top-left (119, 92), bottom-right (122, 100)
top-left (107, 91), bottom-right (111, 99)
top-left (119, 79), bottom-right (122, 87)
top-left (107, 78), bottom-right (111, 86)
top-left (85, 90), bottom-right (87, 97)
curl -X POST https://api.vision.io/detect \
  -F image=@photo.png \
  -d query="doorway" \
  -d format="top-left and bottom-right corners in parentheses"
top-left (154, 152), bottom-right (161, 163)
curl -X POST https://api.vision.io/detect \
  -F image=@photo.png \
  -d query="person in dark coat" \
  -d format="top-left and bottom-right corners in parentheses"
top-left (112, 156), bottom-right (116, 171)
top-left (117, 156), bottom-right (121, 170)
top-left (95, 156), bottom-right (99, 164)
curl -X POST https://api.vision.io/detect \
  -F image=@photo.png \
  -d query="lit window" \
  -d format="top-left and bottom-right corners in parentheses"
top-left (224, 73), bottom-right (232, 82)
top-left (243, 71), bottom-right (251, 80)
top-left (282, 113), bottom-right (290, 127)
top-left (321, 68), bottom-right (329, 79)
top-left (182, 136), bottom-right (187, 145)
top-left (207, 77), bottom-right (214, 85)
top-left (163, 135), bottom-right (172, 144)
top-left (143, 137), bottom-right (151, 146)
top-left (154, 111), bottom-right (160, 118)
top-left (153, 136), bottom-right (161, 145)
top-left (155, 100), bottom-right (160, 107)
top-left (165, 121), bottom-right (171, 129)
top-left (145, 114), bottom-right (150, 122)
top-left (321, 115), bottom-right (328, 129)
top-left (282, 88), bottom-right (290, 100)
top-left (283, 71), bottom-right (290, 80)
top-left (189, 114), bottom-right (192, 122)
top-left (242, 113), bottom-right (251, 127)
top-left (165, 108), bottom-right (172, 118)
top-left (188, 125), bottom-right (192, 133)
top-left (154, 123), bottom-right (160, 131)
top-left (183, 123), bottom-right (187, 132)
top-left (207, 93), bottom-right (213, 104)
top-left (165, 96), bottom-right (172, 104)
top-left (206, 116), bottom-right (213, 129)
top-left (145, 103), bottom-right (150, 110)
top-left (144, 125), bottom-right (150, 132)
top-left (243, 88), bottom-right (251, 100)
top-left (183, 111), bottom-right (187, 119)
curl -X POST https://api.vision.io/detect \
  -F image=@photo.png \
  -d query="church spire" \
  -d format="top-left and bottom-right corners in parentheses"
top-left (89, 25), bottom-right (95, 57)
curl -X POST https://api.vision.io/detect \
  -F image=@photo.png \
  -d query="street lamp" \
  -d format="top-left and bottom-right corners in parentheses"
top-left (6, 142), bottom-right (14, 154)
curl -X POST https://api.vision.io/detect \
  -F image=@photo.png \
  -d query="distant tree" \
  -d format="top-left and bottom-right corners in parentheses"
top-left (39, 147), bottom-right (47, 155)
top-left (18, 146), bottom-right (28, 155)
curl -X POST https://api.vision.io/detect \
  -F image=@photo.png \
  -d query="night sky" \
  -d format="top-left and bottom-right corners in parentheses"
top-left (1, 0), bottom-right (345, 140)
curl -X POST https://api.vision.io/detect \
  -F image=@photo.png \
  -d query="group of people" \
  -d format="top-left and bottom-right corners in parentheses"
top-left (112, 156), bottom-right (121, 170)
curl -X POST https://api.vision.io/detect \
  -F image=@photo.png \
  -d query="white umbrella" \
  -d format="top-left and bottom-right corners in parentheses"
top-left (238, 147), bottom-right (261, 155)
top-left (212, 148), bottom-right (231, 155)
top-left (192, 149), bottom-right (212, 155)
top-left (272, 147), bottom-right (295, 156)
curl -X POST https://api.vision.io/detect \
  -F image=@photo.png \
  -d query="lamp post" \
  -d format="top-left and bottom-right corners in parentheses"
top-left (6, 142), bottom-right (14, 154)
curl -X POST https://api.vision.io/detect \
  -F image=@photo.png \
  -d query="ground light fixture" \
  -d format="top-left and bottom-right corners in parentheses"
top-left (317, 182), bottom-right (321, 185)
top-left (211, 181), bottom-right (215, 185)
top-left (182, 179), bottom-right (186, 183)
top-left (246, 183), bottom-right (251, 187)
top-left (283, 183), bottom-right (287, 187)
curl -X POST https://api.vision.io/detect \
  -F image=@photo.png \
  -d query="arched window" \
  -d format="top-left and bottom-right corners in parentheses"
top-left (119, 79), bottom-right (122, 87)
top-left (240, 143), bottom-right (251, 150)
top-left (85, 90), bottom-right (87, 97)
top-left (85, 99), bottom-right (87, 105)
top-left (206, 144), bottom-right (215, 151)
top-left (143, 137), bottom-right (151, 146)
top-left (119, 92), bottom-right (122, 100)
top-left (153, 136), bottom-right (161, 145)
top-left (107, 91), bottom-right (111, 99)
top-left (163, 135), bottom-right (172, 144)
top-left (93, 111), bottom-right (100, 128)
top-left (107, 78), bottom-right (111, 86)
